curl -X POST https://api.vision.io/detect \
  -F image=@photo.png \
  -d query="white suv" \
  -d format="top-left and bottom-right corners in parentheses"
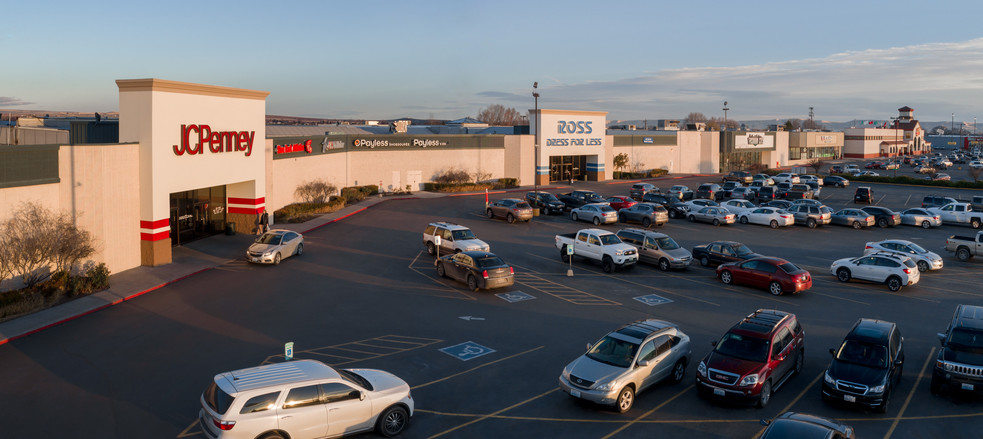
top-left (423, 222), bottom-right (489, 256)
top-left (772, 173), bottom-right (800, 184)
top-left (830, 252), bottom-right (920, 292)
top-left (199, 359), bottom-right (413, 439)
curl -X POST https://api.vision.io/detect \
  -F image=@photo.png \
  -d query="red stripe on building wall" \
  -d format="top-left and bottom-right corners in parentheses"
top-left (229, 206), bottom-right (263, 215)
top-left (228, 197), bottom-right (264, 206)
top-left (140, 219), bottom-right (170, 229)
top-left (140, 231), bottom-right (170, 241)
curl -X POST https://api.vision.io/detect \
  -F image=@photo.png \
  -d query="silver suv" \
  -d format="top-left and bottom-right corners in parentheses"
top-left (199, 359), bottom-right (413, 438)
top-left (423, 222), bottom-right (489, 256)
top-left (559, 320), bottom-right (692, 413)
top-left (616, 228), bottom-right (692, 271)
top-left (786, 204), bottom-right (832, 228)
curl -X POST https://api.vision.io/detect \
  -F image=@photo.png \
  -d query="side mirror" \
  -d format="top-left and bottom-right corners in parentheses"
top-left (894, 359), bottom-right (903, 367)
top-left (638, 360), bottom-right (650, 367)
top-left (829, 348), bottom-right (836, 356)
top-left (759, 419), bottom-right (771, 426)
top-left (357, 391), bottom-right (366, 401)
top-left (937, 333), bottom-right (946, 345)
top-left (711, 341), bottom-right (717, 347)
top-left (586, 343), bottom-right (592, 351)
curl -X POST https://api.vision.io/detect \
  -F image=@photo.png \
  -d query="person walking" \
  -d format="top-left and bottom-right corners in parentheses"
top-left (258, 208), bottom-right (270, 234)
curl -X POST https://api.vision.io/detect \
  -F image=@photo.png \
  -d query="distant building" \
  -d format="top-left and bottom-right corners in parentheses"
top-left (843, 106), bottom-right (930, 158)
top-left (657, 119), bottom-right (680, 131)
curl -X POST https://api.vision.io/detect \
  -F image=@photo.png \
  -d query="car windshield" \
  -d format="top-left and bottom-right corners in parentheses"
top-left (836, 340), bottom-right (890, 369)
top-left (256, 234), bottom-right (283, 245)
top-left (656, 237), bottom-right (680, 250)
top-left (542, 193), bottom-right (560, 202)
top-left (474, 256), bottom-right (506, 268)
top-left (714, 332), bottom-right (769, 363)
top-left (599, 234), bottom-right (622, 245)
top-left (948, 328), bottom-right (983, 352)
top-left (599, 205), bottom-right (616, 212)
top-left (734, 244), bottom-right (754, 256)
top-left (906, 243), bottom-right (928, 253)
top-left (452, 229), bottom-right (477, 240)
top-left (586, 335), bottom-right (639, 368)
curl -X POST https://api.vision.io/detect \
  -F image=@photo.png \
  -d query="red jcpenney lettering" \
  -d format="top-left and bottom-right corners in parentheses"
top-left (173, 124), bottom-right (255, 157)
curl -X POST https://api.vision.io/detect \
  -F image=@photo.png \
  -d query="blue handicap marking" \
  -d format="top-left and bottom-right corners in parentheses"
top-left (496, 291), bottom-right (535, 303)
top-left (439, 341), bottom-right (496, 361)
top-left (634, 294), bottom-right (673, 306)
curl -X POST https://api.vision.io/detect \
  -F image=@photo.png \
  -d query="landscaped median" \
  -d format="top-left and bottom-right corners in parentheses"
top-left (835, 173), bottom-right (983, 189)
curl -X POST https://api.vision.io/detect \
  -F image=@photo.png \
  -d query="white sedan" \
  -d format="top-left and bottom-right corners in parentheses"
top-left (899, 208), bottom-right (942, 228)
top-left (720, 199), bottom-right (757, 217)
top-left (247, 229), bottom-right (305, 265)
top-left (738, 207), bottom-right (795, 229)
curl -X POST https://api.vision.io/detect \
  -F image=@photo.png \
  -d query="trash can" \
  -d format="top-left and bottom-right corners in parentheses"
top-left (225, 222), bottom-right (236, 235)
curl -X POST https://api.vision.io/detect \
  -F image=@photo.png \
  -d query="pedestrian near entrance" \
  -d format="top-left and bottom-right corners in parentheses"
top-left (257, 208), bottom-right (269, 234)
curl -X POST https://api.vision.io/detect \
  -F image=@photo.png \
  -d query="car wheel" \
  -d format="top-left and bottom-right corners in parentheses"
top-left (836, 268), bottom-right (851, 282)
top-left (507, 213), bottom-right (516, 224)
top-left (273, 253), bottom-right (281, 265)
top-left (602, 257), bottom-right (614, 274)
top-left (957, 248), bottom-right (972, 262)
top-left (720, 270), bottom-right (733, 284)
top-left (874, 391), bottom-right (890, 414)
top-left (426, 241), bottom-right (436, 256)
top-left (794, 349), bottom-right (804, 375)
top-left (713, 218), bottom-right (721, 226)
top-left (769, 220), bottom-right (779, 229)
top-left (756, 380), bottom-right (772, 408)
top-left (618, 213), bottom-right (626, 223)
top-left (376, 405), bottom-right (409, 437)
top-left (878, 218), bottom-right (888, 228)
top-left (659, 258), bottom-right (670, 271)
top-left (670, 360), bottom-right (686, 383)
top-left (467, 274), bottom-right (479, 291)
top-left (260, 433), bottom-right (285, 439)
top-left (769, 281), bottom-right (783, 296)
top-left (886, 276), bottom-right (902, 292)
top-left (921, 220), bottom-right (931, 229)
top-left (973, 219), bottom-right (982, 229)
top-left (740, 216), bottom-right (749, 224)
top-left (436, 263), bottom-right (446, 277)
top-left (917, 260), bottom-right (929, 272)
top-left (807, 218), bottom-right (817, 229)
top-left (930, 375), bottom-right (943, 394)
top-left (486, 209), bottom-right (495, 219)
top-left (615, 386), bottom-right (635, 413)
top-left (852, 221), bottom-right (862, 229)
top-left (642, 217), bottom-right (652, 228)
top-left (560, 246), bottom-right (571, 263)
top-left (700, 256), bottom-right (710, 267)
top-left (593, 216), bottom-right (601, 226)
top-left (571, 212), bottom-right (579, 222)
top-left (296, 243), bottom-right (303, 256)
top-left (668, 210), bottom-right (677, 219)
top-left (688, 215), bottom-right (695, 222)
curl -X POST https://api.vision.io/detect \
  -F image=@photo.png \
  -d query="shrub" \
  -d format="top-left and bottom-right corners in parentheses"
top-left (2, 202), bottom-right (95, 287)
top-left (495, 178), bottom-right (518, 188)
top-left (295, 179), bottom-right (337, 204)
top-left (433, 168), bottom-right (471, 184)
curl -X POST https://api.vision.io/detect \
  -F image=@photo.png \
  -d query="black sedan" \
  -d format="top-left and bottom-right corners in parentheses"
top-left (642, 193), bottom-right (690, 219)
top-left (435, 251), bottom-right (514, 291)
top-left (691, 241), bottom-right (761, 267)
top-left (525, 191), bottom-right (566, 215)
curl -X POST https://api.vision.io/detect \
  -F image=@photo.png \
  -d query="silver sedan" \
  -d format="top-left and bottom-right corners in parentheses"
top-left (830, 209), bottom-right (876, 229)
top-left (864, 239), bottom-right (943, 272)
top-left (899, 208), bottom-right (942, 228)
top-left (246, 229), bottom-right (304, 265)
top-left (688, 207), bottom-right (736, 226)
top-left (572, 203), bottom-right (618, 225)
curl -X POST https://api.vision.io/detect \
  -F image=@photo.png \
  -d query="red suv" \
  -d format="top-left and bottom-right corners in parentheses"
top-left (696, 309), bottom-right (804, 408)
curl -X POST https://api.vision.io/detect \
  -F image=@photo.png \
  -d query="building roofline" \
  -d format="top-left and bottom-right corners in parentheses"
top-left (115, 78), bottom-right (270, 100)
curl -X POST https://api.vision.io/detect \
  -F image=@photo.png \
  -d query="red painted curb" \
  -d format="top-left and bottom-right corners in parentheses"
top-left (0, 267), bottom-right (216, 346)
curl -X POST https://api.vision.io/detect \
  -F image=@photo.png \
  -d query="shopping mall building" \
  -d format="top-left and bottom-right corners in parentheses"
top-left (0, 79), bottom-right (845, 274)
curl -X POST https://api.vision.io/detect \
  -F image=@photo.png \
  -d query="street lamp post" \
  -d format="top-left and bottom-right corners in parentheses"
top-left (533, 82), bottom-right (540, 215)
top-left (891, 117), bottom-right (900, 176)
top-left (722, 101), bottom-right (729, 131)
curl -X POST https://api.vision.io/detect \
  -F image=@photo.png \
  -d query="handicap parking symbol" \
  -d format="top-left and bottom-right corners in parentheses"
top-left (439, 341), bottom-right (496, 361)
top-left (496, 291), bottom-right (535, 303)
top-left (633, 294), bottom-right (673, 306)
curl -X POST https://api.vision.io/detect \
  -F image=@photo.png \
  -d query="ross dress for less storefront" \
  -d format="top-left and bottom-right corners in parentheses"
top-left (117, 79), bottom-right (268, 266)
top-left (530, 109), bottom-right (608, 184)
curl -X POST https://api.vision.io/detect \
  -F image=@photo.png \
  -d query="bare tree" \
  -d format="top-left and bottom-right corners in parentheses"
top-left (295, 180), bottom-right (338, 204)
top-left (707, 117), bottom-right (738, 130)
top-left (802, 119), bottom-right (825, 130)
top-left (471, 169), bottom-right (492, 183)
top-left (784, 119), bottom-right (802, 131)
top-left (806, 158), bottom-right (824, 174)
top-left (971, 167), bottom-right (983, 183)
top-left (3, 202), bottom-right (93, 286)
top-left (476, 104), bottom-right (524, 126)
top-left (684, 112), bottom-right (708, 126)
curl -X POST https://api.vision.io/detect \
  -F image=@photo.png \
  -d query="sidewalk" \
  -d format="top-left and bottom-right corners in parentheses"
top-left (0, 191), bottom-right (445, 345)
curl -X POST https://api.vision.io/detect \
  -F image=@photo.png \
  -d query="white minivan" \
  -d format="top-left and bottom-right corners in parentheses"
top-left (199, 360), bottom-right (413, 439)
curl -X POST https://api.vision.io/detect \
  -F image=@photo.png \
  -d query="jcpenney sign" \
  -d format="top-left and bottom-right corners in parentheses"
top-left (173, 124), bottom-right (256, 157)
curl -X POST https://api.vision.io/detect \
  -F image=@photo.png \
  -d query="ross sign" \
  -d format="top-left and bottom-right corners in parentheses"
top-left (535, 111), bottom-right (607, 152)
top-left (172, 124), bottom-right (255, 156)
top-left (734, 133), bottom-right (775, 150)
top-left (439, 341), bottom-right (496, 361)
top-left (285, 342), bottom-right (294, 361)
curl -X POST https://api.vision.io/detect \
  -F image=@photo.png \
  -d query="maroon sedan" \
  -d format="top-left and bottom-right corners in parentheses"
top-left (604, 196), bottom-right (637, 210)
top-left (716, 257), bottom-right (812, 296)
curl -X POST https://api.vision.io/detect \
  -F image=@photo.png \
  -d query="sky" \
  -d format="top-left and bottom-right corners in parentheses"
top-left (4, 0), bottom-right (983, 124)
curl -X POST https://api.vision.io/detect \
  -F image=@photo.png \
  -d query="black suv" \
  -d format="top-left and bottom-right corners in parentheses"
top-left (921, 195), bottom-right (958, 209)
top-left (642, 193), bottom-right (690, 219)
top-left (525, 191), bottom-right (566, 215)
top-left (860, 206), bottom-right (901, 228)
top-left (821, 319), bottom-right (904, 413)
top-left (932, 304), bottom-right (983, 395)
top-left (696, 183), bottom-right (724, 201)
top-left (854, 187), bottom-right (873, 204)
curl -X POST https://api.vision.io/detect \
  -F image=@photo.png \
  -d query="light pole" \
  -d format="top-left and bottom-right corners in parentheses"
top-left (891, 117), bottom-right (900, 175)
top-left (533, 82), bottom-right (540, 214)
top-left (722, 101), bottom-right (729, 131)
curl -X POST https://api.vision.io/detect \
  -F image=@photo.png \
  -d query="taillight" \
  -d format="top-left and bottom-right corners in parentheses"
top-left (213, 419), bottom-right (236, 431)
top-left (903, 268), bottom-right (911, 274)
top-left (865, 245), bottom-right (873, 249)
top-left (509, 266), bottom-right (514, 274)
top-left (482, 270), bottom-right (489, 279)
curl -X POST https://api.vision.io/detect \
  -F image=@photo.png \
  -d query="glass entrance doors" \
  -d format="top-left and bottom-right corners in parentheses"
top-left (169, 185), bottom-right (227, 246)
top-left (549, 155), bottom-right (587, 182)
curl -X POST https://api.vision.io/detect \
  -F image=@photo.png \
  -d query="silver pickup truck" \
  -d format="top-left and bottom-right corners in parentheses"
top-left (555, 229), bottom-right (638, 273)
top-left (945, 231), bottom-right (983, 262)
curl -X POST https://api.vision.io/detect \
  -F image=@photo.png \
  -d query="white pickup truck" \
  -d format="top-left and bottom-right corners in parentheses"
top-left (945, 231), bottom-right (983, 262)
top-left (928, 203), bottom-right (983, 229)
top-left (555, 228), bottom-right (638, 273)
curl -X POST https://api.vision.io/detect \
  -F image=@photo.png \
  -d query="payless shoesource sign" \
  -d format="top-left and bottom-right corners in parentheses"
top-left (172, 124), bottom-right (256, 156)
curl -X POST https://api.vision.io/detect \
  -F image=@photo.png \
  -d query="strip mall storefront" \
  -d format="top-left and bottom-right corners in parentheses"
top-left (530, 110), bottom-right (608, 184)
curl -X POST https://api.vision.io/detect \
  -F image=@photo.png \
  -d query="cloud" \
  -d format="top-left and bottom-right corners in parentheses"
top-left (485, 38), bottom-right (983, 122)
top-left (0, 96), bottom-right (34, 107)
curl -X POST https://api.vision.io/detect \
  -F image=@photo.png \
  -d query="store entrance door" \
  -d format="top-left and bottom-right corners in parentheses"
top-left (169, 185), bottom-right (227, 246)
top-left (549, 155), bottom-right (587, 182)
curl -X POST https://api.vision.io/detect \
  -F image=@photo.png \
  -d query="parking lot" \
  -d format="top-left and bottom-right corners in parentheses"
top-left (1, 174), bottom-right (982, 439)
